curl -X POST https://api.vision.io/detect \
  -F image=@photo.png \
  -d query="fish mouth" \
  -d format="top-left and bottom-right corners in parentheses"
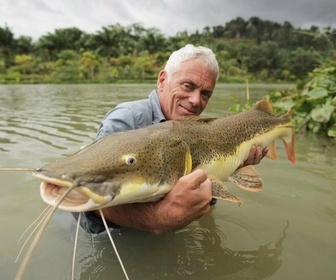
top-left (34, 173), bottom-right (112, 212)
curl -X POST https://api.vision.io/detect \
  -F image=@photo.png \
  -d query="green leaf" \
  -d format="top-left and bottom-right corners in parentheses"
top-left (306, 87), bottom-right (329, 100)
top-left (312, 124), bottom-right (321, 133)
top-left (332, 96), bottom-right (336, 106)
top-left (272, 99), bottom-right (295, 111)
top-left (311, 104), bottom-right (335, 123)
top-left (327, 125), bottom-right (336, 138)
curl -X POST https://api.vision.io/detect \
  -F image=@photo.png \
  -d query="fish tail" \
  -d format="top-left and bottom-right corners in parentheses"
top-left (280, 108), bottom-right (296, 164)
top-left (282, 131), bottom-right (296, 164)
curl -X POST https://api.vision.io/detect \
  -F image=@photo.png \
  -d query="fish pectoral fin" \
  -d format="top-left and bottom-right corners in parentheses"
top-left (266, 140), bottom-right (278, 160)
top-left (210, 177), bottom-right (242, 206)
top-left (229, 165), bottom-right (263, 192)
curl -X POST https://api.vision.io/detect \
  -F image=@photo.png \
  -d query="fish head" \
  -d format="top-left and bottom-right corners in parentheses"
top-left (33, 127), bottom-right (192, 212)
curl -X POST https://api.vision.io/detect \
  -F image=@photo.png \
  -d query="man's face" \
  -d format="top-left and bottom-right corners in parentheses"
top-left (157, 59), bottom-right (217, 120)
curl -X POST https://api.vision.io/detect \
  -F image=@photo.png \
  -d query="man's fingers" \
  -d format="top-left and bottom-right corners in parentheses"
top-left (184, 169), bottom-right (208, 187)
top-left (262, 147), bottom-right (269, 157)
top-left (242, 145), bottom-right (269, 166)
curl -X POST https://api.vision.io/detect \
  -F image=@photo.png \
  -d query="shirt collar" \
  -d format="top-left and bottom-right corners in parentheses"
top-left (149, 89), bottom-right (166, 124)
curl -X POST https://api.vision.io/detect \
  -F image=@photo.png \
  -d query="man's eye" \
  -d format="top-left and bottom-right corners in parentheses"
top-left (201, 92), bottom-right (212, 100)
top-left (182, 83), bottom-right (193, 91)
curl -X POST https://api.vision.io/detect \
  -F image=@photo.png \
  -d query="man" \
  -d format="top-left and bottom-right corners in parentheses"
top-left (80, 44), bottom-right (266, 234)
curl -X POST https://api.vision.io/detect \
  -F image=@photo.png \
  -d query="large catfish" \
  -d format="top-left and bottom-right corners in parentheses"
top-left (33, 99), bottom-right (296, 211)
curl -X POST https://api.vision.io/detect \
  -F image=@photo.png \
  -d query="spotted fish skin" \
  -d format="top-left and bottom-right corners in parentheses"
top-left (33, 99), bottom-right (295, 212)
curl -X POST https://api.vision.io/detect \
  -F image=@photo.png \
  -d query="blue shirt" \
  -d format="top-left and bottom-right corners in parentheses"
top-left (96, 89), bottom-right (166, 139)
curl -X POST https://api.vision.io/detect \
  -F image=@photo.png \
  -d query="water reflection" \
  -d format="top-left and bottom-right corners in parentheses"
top-left (76, 208), bottom-right (288, 280)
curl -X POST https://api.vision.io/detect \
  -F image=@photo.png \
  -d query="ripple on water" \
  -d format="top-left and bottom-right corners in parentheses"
top-left (2, 84), bottom-right (336, 280)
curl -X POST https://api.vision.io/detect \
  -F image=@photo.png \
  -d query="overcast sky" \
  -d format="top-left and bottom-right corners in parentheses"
top-left (1, 0), bottom-right (335, 40)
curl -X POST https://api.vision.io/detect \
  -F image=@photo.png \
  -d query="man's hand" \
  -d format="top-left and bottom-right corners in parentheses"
top-left (99, 169), bottom-right (212, 234)
top-left (242, 145), bottom-right (268, 166)
top-left (156, 169), bottom-right (212, 232)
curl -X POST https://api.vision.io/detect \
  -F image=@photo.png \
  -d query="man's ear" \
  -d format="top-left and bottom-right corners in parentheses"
top-left (157, 70), bottom-right (167, 92)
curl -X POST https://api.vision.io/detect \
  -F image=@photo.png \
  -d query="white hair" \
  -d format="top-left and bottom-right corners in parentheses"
top-left (164, 44), bottom-right (219, 80)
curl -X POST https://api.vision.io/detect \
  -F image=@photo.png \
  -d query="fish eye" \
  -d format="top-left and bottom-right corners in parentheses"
top-left (125, 155), bottom-right (137, 165)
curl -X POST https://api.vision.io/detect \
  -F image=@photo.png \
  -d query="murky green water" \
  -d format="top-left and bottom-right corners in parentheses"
top-left (0, 84), bottom-right (335, 280)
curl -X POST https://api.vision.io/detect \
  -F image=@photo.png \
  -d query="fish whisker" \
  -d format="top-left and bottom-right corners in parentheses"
top-left (15, 205), bottom-right (53, 263)
top-left (99, 209), bottom-right (130, 280)
top-left (17, 205), bottom-right (52, 246)
top-left (0, 168), bottom-right (36, 171)
top-left (15, 185), bottom-right (78, 280)
top-left (72, 212), bottom-right (82, 280)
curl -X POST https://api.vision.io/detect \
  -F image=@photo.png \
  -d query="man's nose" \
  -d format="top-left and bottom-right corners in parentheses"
top-left (188, 91), bottom-right (202, 106)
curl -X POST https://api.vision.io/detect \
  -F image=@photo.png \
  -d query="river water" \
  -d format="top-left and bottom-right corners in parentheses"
top-left (0, 84), bottom-right (335, 280)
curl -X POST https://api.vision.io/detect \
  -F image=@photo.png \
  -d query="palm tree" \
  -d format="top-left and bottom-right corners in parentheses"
top-left (93, 24), bottom-right (125, 60)
top-left (138, 28), bottom-right (166, 54)
top-left (37, 27), bottom-right (84, 60)
top-left (15, 35), bottom-right (35, 54)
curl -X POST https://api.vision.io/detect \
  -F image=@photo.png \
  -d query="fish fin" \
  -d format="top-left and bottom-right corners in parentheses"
top-left (266, 141), bottom-right (278, 160)
top-left (210, 177), bottom-right (242, 206)
top-left (228, 166), bottom-right (263, 192)
top-left (177, 116), bottom-right (217, 123)
top-left (282, 133), bottom-right (296, 164)
top-left (284, 108), bottom-right (293, 118)
top-left (253, 99), bottom-right (273, 115)
top-left (184, 145), bottom-right (192, 175)
top-left (195, 117), bottom-right (218, 123)
top-left (279, 108), bottom-right (295, 164)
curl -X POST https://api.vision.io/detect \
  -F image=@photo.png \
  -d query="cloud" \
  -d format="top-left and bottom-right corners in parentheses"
top-left (1, 0), bottom-right (335, 40)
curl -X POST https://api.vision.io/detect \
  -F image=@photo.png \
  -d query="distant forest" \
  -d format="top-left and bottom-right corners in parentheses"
top-left (0, 16), bottom-right (335, 83)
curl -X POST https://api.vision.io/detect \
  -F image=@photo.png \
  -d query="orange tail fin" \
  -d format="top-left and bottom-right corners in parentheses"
top-left (283, 133), bottom-right (296, 164)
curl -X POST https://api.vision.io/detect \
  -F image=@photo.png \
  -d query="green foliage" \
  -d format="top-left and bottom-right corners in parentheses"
top-left (80, 51), bottom-right (101, 80)
top-left (266, 65), bottom-right (336, 138)
top-left (0, 18), bottom-right (336, 83)
top-left (0, 25), bottom-right (15, 68)
top-left (52, 50), bottom-right (81, 82)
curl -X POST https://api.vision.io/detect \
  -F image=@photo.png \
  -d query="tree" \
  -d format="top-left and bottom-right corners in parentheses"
top-left (288, 48), bottom-right (321, 79)
top-left (0, 25), bottom-right (15, 68)
top-left (224, 17), bottom-right (247, 39)
top-left (80, 51), bottom-right (101, 80)
top-left (246, 41), bottom-right (280, 78)
top-left (15, 36), bottom-right (34, 54)
top-left (138, 28), bottom-right (166, 54)
top-left (37, 27), bottom-right (84, 60)
top-left (93, 24), bottom-right (129, 60)
top-left (14, 54), bottom-right (33, 74)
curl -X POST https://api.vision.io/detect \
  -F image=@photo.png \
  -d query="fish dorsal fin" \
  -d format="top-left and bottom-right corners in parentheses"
top-left (253, 99), bottom-right (273, 115)
top-left (284, 108), bottom-right (293, 118)
top-left (180, 116), bottom-right (218, 124)
top-left (195, 117), bottom-right (218, 123)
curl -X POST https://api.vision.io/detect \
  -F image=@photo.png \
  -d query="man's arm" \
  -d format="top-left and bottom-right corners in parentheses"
top-left (97, 169), bottom-right (212, 234)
